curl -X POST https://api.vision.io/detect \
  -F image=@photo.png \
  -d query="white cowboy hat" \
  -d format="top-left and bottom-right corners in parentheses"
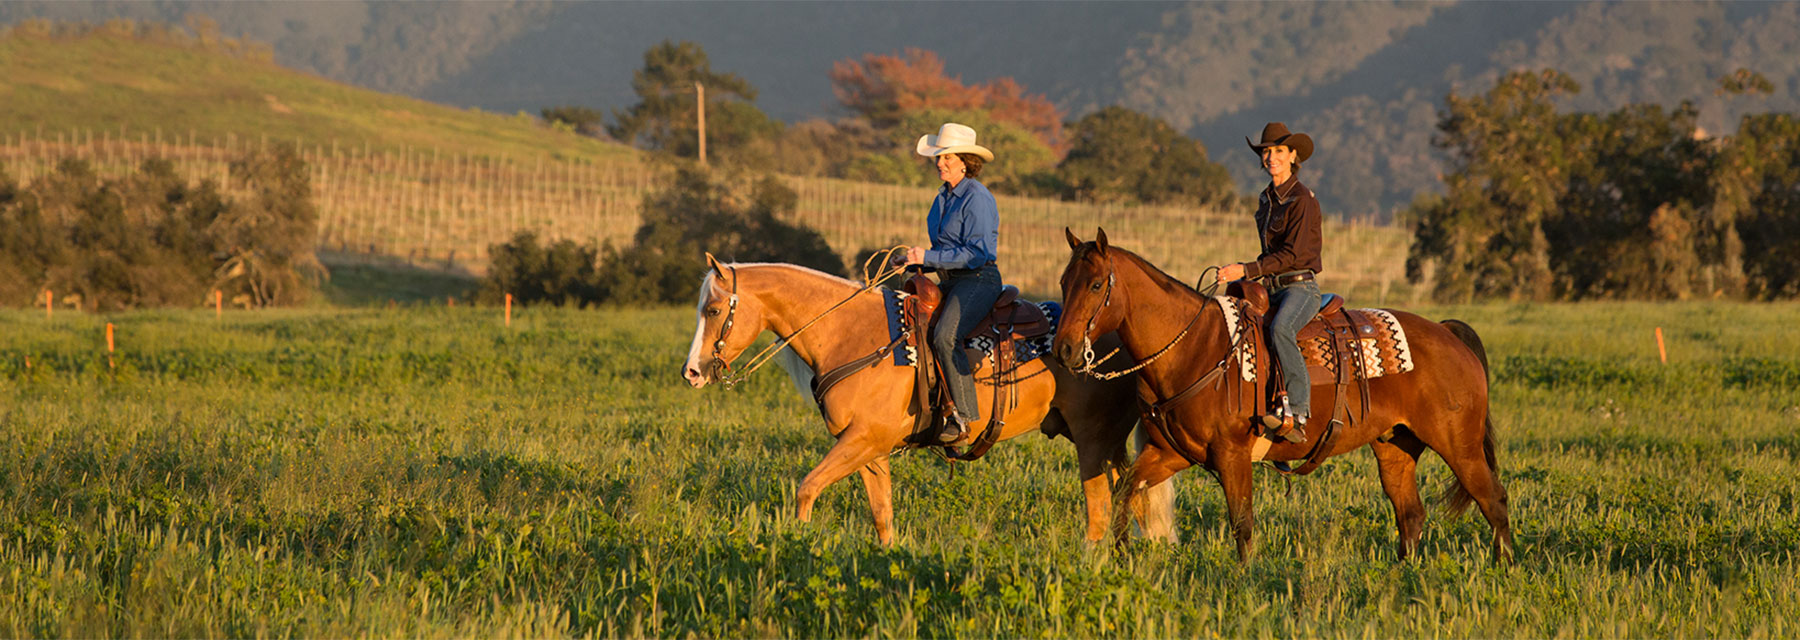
top-left (915, 122), bottom-right (994, 161)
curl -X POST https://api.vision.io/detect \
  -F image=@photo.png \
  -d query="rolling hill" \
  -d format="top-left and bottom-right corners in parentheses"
top-left (8, 2), bottom-right (1798, 218)
top-left (0, 20), bottom-right (629, 161)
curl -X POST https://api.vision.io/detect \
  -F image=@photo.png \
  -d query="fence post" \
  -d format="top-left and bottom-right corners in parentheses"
top-left (505, 293), bottom-right (513, 327)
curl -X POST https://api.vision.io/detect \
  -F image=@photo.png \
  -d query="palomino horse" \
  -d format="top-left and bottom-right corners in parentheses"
top-left (1053, 229), bottom-right (1512, 562)
top-left (682, 255), bottom-right (1175, 545)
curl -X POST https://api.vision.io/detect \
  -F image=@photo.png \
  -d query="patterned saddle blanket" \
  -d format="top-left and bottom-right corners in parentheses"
top-left (881, 288), bottom-right (1060, 367)
top-left (1213, 296), bottom-right (1415, 384)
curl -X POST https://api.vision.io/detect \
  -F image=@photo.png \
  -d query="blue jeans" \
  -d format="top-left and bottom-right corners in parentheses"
top-left (932, 264), bottom-right (1002, 423)
top-left (1267, 279), bottom-right (1321, 419)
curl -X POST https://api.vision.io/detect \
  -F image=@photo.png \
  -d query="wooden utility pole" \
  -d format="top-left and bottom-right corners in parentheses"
top-left (695, 81), bottom-right (707, 166)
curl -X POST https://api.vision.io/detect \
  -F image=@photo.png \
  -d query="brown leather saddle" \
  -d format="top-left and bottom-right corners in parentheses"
top-left (1225, 279), bottom-right (1375, 475)
top-left (897, 274), bottom-right (1052, 458)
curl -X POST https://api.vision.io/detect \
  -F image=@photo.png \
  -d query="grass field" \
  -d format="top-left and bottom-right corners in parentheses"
top-left (1, 301), bottom-right (1795, 637)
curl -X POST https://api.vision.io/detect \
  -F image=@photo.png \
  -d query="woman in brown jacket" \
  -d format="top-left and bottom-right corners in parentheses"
top-left (1214, 122), bottom-right (1323, 443)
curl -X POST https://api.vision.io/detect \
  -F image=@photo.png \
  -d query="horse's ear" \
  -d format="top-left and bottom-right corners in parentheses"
top-left (705, 252), bottom-right (724, 277)
top-left (1095, 227), bottom-right (1110, 255)
top-left (1064, 227), bottom-right (1082, 250)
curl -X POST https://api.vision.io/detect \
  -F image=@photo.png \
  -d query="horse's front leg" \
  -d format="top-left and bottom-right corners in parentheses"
top-left (1112, 442), bottom-right (1189, 548)
top-left (1214, 447), bottom-right (1257, 562)
top-left (857, 458), bottom-right (895, 545)
top-left (797, 423), bottom-right (891, 531)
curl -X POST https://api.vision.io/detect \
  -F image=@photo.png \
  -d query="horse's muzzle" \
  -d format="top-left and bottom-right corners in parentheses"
top-left (683, 364), bottom-right (708, 388)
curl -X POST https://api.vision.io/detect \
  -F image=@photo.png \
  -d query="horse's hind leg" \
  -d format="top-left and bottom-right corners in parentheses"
top-left (857, 458), bottom-right (895, 545)
top-left (1370, 429), bottom-right (1428, 560)
top-left (1075, 428), bottom-right (1125, 543)
top-left (1433, 422), bottom-right (1513, 564)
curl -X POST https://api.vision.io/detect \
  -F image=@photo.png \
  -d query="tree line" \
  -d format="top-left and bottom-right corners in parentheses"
top-left (543, 41), bottom-right (1242, 211)
top-left (1407, 69), bottom-right (1799, 301)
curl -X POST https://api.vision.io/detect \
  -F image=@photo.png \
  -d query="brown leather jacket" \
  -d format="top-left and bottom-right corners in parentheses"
top-left (1245, 175), bottom-right (1323, 279)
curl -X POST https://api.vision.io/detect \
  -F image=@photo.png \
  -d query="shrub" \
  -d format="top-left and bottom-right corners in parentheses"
top-left (479, 231), bottom-right (601, 307)
top-left (0, 150), bottom-right (318, 310)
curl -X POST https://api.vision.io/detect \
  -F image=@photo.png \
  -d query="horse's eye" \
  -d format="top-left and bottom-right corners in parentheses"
top-left (706, 308), bottom-right (721, 317)
top-left (1090, 281), bottom-right (1103, 292)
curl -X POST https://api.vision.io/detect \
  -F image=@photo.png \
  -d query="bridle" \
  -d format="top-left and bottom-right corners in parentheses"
top-left (704, 253), bottom-right (910, 388)
top-left (1066, 253), bottom-right (1210, 381)
top-left (705, 265), bottom-right (743, 384)
top-left (1069, 255), bottom-right (1117, 375)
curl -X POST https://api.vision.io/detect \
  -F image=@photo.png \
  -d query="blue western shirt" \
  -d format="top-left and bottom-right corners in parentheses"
top-left (923, 178), bottom-right (1000, 270)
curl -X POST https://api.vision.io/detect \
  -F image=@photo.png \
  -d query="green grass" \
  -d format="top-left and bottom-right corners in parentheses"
top-left (0, 26), bottom-right (631, 161)
top-left (317, 252), bottom-right (481, 307)
top-left (1, 302), bottom-right (1795, 637)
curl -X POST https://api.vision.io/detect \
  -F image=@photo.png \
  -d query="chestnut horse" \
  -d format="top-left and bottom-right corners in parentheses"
top-left (1053, 229), bottom-right (1512, 562)
top-left (682, 255), bottom-right (1175, 545)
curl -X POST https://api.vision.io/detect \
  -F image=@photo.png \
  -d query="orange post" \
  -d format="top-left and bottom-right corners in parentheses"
top-left (1655, 327), bottom-right (1667, 364)
top-left (214, 289), bottom-right (222, 319)
top-left (447, 297), bottom-right (456, 308)
top-left (106, 323), bottom-right (115, 369)
top-left (504, 293), bottom-right (513, 327)
top-left (44, 289), bottom-right (51, 319)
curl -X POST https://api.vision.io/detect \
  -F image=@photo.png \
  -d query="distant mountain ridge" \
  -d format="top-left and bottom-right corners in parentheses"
top-left (5, 1), bottom-right (1796, 217)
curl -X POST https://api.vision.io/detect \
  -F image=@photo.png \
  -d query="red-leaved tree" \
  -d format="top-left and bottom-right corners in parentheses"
top-left (830, 48), bottom-right (1065, 154)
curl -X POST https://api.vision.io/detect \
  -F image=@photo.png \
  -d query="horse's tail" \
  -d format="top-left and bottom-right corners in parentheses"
top-left (1439, 319), bottom-right (1500, 516)
top-left (1131, 421), bottom-right (1180, 543)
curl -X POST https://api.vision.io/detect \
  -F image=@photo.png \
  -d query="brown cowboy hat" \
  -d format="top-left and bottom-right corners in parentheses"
top-left (1246, 122), bottom-right (1313, 163)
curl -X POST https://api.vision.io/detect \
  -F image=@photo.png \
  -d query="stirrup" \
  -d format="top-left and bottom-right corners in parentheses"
top-left (1259, 412), bottom-right (1306, 443)
top-left (1282, 418), bottom-right (1308, 444)
top-left (937, 415), bottom-right (969, 444)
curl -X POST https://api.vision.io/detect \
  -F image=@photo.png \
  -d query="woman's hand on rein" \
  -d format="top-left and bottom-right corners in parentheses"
top-left (895, 247), bottom-right (925, 267)
top-left (1216, 263), bottom-right (1246, 284)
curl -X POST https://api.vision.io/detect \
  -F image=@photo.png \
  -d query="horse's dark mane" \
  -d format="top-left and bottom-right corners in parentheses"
top-left (1076, 243), bottom-right (1206, 301)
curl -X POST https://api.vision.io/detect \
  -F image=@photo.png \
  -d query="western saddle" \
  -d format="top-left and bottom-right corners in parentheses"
top-left (1223, 278), bottom-right (1372, 475)
top-left (897, 273), bottom-right (1053, 458)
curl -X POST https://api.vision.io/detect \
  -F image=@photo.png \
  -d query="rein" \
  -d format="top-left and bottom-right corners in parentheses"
top-left (711, 249), bottom-right (909, 388)
top-left (1069, 258), bottom-right (1213, 381)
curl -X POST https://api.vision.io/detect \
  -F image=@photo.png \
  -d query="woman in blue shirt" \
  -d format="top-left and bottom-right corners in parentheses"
top-left (897, 123), bottom-right (1002, 443)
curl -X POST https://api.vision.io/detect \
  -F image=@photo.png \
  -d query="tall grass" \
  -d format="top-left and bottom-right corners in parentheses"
top-left (1, 302), bottom-right (1794, 637)
top-left (0, 131), bottom-right (1416, 303)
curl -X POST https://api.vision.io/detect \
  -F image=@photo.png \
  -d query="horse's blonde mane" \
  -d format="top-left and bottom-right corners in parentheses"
top-left (723, 262), bottom-right (862, 290)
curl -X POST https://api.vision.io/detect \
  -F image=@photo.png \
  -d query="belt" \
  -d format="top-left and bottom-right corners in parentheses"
top-left (1270, 270), bottom-right (1315, 287)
